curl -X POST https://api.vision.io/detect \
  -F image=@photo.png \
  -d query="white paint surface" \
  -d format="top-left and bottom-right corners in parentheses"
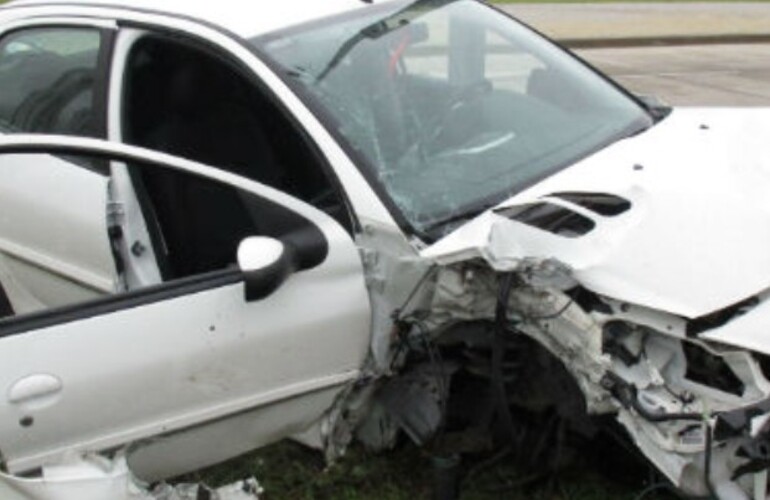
top-left (424, 108), bottom-right (770, 318)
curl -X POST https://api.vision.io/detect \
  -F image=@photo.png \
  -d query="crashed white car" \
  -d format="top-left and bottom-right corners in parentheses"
top-left (0, 0), bottom-right (769, 498)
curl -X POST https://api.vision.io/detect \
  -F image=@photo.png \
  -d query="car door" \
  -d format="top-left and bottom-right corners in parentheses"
top-left (0, 20), bottom-right (121, 315)
top-left (0, 135), bottom-right (371, 481)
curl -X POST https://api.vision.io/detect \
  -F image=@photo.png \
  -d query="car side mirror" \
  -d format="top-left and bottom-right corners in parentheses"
top-left (237, 237), bottom-right (294, 302)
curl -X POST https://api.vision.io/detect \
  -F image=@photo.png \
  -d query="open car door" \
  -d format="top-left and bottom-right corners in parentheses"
top-left (0, 136), bottom-right (371, 482)
top-left (0, 151), bottom-right (118, 316)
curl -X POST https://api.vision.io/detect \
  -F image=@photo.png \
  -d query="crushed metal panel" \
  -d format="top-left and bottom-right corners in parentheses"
top-left (403, 252), bottom-right (770, 498)
top-left (0, 454), bottom-right (262, 500)
top-left (701, 298), bottom-right (770, 356)
top-left (422, 108), bottom-right (770, 319)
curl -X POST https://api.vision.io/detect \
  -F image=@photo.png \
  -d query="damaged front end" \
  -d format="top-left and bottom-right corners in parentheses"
top-left (348, 177), bottom-right (770, 500)
top-left (355, 258), bottom-right (770, 499)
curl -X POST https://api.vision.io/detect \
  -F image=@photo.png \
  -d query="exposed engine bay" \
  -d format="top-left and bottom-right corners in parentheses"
top-left (329, 108), bottom-right (770, 500)
top-left (340, 258), bottom-right (770, 499)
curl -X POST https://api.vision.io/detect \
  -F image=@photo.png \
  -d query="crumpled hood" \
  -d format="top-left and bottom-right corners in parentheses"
top-left (422, 108), bottom-right (770, 319)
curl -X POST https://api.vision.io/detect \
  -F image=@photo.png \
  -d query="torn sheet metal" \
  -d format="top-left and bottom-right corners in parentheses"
top-left (701, 297), bottom-right (770, 356)
top-left (401, 254), bottom-right (770, 499)
top-left (425, 266), bottom-right (613, 413)
top-left (357, 222), bottom-right (432, 370)
top-left (422, 108), bottom-right (770, 319)
top-left (151, 480), bottom-right (261, 500)
top-left (0, 453), bottom-right (261, 500)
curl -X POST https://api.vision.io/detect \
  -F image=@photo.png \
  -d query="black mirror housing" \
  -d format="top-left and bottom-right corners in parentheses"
top-left (237, 237), bottom-right (295, 302)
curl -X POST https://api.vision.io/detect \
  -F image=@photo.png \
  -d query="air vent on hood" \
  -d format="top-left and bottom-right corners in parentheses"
top-left (496, 202), bottom-right (595, 238)
top-left (550, 192), bottom-right (632, 217)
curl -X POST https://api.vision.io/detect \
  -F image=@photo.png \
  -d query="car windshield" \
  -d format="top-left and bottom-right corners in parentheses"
top-left (251, 0), bottom-right (653, 236)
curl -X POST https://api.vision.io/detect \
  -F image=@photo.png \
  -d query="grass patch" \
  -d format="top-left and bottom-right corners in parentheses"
top-left (184, 438), bottom-right (679, 500)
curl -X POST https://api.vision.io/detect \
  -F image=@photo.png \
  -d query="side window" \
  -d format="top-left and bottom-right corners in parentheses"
top-left (0, 150), bottom-right (326, 319)
top-left (0, 27), bottom-right (106, 137)
top-left (122, 34), bottom-right (352, 232)
top-left (132, 162), bottom-right (325, 281)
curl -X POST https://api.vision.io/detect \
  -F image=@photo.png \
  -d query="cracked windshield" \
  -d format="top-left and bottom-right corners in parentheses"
top-left (253, 0), bottom-right (651, 236)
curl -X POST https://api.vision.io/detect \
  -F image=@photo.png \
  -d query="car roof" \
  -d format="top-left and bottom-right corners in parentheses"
top-left (6, 0), bottom-right (393, 38)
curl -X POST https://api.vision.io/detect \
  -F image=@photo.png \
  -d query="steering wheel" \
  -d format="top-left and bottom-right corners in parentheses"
top-left (416, 79), bottom-right (494, 157)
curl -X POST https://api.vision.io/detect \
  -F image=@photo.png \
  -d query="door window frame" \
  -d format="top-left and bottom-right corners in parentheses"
top-left (0, 18), bottom-right (117, 144)
top-left (0, 5), bottom-right (398, 239)
top-left (111, 22), bottom-right (360, 234)
top-left (0, 136), bottom-right (335, 338)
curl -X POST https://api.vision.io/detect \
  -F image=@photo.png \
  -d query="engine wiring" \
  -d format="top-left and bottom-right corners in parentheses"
top-left (525, 296), bottom-right (576, 322)
top-left (390, 268), bottom-right (725, 499)
top-left (493, 272), bottom-right (519, 444)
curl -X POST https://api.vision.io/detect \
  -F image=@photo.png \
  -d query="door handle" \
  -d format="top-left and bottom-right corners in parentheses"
top-left (8, 374), bottom-right (62, 407)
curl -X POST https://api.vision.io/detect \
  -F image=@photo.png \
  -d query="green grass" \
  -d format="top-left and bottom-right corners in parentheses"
top-left (184, 439), bottom-right (678, 500)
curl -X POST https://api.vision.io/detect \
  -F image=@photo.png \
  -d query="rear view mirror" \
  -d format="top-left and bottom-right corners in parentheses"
top-left (237, 237), bottom-right (294, 302)
top-left (409, 22), bottom-right (429, 45)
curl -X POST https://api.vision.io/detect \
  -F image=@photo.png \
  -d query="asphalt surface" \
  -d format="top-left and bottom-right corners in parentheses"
top-left (502, 3), bottom-right (770, 42)
top-left (496, 3), bottom-right (770, 106)
top-left (576, 44), bottom-right (770, 107)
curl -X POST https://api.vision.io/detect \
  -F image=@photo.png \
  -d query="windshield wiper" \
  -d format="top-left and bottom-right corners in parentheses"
top-left (316, 0), bottom-right (451, 82)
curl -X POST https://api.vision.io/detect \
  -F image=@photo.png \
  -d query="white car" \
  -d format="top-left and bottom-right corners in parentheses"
top-left (0, 0), bottom-right (768, 499)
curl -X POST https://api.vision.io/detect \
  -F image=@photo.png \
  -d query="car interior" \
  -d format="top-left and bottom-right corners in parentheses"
top-left (0, 29), bottom-right (101, 137)
top-left (122, 35), bottom-right (346, 280)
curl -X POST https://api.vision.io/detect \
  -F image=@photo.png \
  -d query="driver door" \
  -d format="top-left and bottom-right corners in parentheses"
top-left (0, 135), bottom-right (371, 481)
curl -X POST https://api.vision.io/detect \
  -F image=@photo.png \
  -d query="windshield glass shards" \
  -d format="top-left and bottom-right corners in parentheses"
top-left (252, 0), bottom-right (652, 237)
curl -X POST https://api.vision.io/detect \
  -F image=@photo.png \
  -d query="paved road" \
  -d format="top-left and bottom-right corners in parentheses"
top-left (502, 3), bottom-right (770, 42)
top-left (576, 44), bottom-right (770, 107)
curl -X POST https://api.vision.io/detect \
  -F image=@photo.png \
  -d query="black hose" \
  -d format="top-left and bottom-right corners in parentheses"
top-left (606, 373), bottom-right (705, 423)
top-left (607, 375), bottom-right (718, 498)
top-left (703, 425), bottom-right (718, 499)
top-left (629, 395), bottom-right (704, 423)
top-left (493, 273), bottom-right (517, 443)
